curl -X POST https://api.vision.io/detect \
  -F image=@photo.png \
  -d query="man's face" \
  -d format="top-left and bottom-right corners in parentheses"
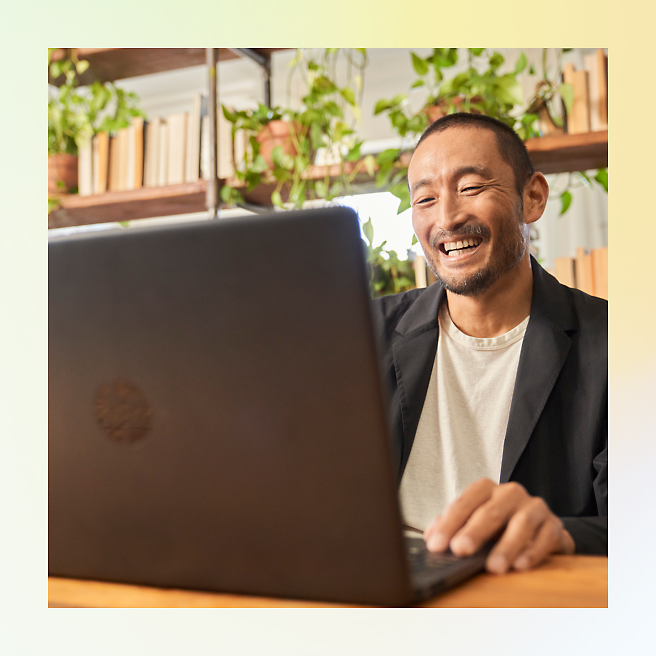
top-left (408, 126), bottom-right (529, 296)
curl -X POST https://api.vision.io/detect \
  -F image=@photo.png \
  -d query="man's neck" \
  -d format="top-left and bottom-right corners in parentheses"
top-left (445, 256), bottom-right (534, 338)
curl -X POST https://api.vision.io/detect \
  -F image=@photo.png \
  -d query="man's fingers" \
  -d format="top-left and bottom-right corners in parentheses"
top-left (484, 497), bottom-right (551, 573)
top-left (424, 479), bottom-right (496, 551)
top-left (512, 522), bottom-right (575, 571)
top-left (448, 482), bottom-right (531, 557)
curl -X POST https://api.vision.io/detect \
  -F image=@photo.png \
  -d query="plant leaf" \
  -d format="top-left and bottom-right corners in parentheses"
top-left (363, 218), bottom-right (374, 245)
top-left (411, 234), bottom-right (418, 245)
top-left (515, 52), bottom-right (527, 74)
top-left (340, 87), bottom-right (356, 106)
top-left (558, 83), bottom-right (574, 116)
top-left (411, 79), bottom-right (425, 89)
top-left (363, 154), bottom-right (376, 177)
top-left (374, 99), bottom-right (392, 115)
top-left (559, 190), bottom-right (573, 215)
top-left (271, 190), bottom-right (283, 207)
top-left (411, 52), bottom-right (429, 76)
top-left (594, 168), bottom-right (608, 192)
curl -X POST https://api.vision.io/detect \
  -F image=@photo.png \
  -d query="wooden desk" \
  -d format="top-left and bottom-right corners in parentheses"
top-left (48, 555), bottom-right (607, 608)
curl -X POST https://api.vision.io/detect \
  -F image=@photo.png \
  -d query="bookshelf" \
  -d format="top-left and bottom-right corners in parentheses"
top-left (48, 130), bottom-right (609, 229)
top-left (48, 48), bottom-right (287, 86)
top-left (48, 49), bottom-right (608, 230)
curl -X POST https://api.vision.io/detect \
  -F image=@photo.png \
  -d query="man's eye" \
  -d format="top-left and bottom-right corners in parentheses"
top-left (416, 197), bottom-right (434, 204)
top-left (462, 186), bottom-right (482, 193)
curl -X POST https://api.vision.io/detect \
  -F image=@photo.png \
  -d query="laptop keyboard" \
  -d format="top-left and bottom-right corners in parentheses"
top-left (406, 539), bottom-right (464, 572)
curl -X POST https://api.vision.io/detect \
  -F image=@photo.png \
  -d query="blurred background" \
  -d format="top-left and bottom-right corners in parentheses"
top-left (48, 48), bottom-right (608, 299)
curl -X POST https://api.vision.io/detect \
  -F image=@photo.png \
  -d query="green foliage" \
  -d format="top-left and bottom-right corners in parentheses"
top-left (221, 48), bottom-right (368, 209)
top-left (361, 218), bottom-right (416, 298)
top-left (48, 50), bottom-right (144, 156)
top-left (594, 168), bottom-right (608, 192)
top-left (559, 190), bottom-right (573, 215)
top-left (372, 48), bottom-right (537, 214)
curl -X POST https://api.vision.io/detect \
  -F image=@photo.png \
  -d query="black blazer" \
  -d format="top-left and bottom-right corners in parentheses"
top-left (371, 257), bottom-right (608, 555)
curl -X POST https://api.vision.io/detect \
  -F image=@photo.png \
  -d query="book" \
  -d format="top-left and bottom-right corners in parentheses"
top-left (575, 247), bottom-right (595, 295)
top-left (185, 94), bottom-right (206, 183)
top-left (563, 63), bottom-right (591, 134)
top-left (117, 126), bottom-right (130, 191)
top-left (125, 121), bottom-right (135, 191)
top-left (218, 107), bottom-right (234, 179)
top-left (92, 132), bottom-right (110, 195)
top-left (591, 247), bottom-right (608, 300)
top-left (200, 115), bottom-right (210, 180)
top-left (77, 137), bottom-right (93, 197)
top-left (108, 134), bottom-right (120, 192)
top-left (553, 257), bottom-right (576, 288)
top-left (413, 254), bottom-right (427, 289)
top-left (132, 117), bottom-right (145, 190)
top-left (167, 113), bottom-right (187, 185)
top-left (144, 117), bottom-right (161, 187)
top-left (158, 122), bottom-right (169, 187)
top-left (583, 50), bottom-right (608, 132)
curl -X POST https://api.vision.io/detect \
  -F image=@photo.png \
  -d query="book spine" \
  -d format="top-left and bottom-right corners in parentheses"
top-left (126, 122), bottom-right (135, 192)
top-left (78, 137), bottom-right (93, 197)
top-left (167, 113), bottom-right (187, 185)
top-left (133, 117), bottom-right (145, 190)
top-left (185, 94), bottom-right (203, 183)
top-left (96, 132), bottom-right (109, 194)
top-left (108, 134), bottom-right (120, 192)
top-left (158, 122), bottom-right (168, 187)
top-left (591, 247), bottom-right (608, 300)
top-left (563, 63), bottom-right (591, 134)
top-left (596, 49), bottom-right (608, 129)
top-left (575, 247), bottom-right (595, 296)
top-left (553, 257), bottom-right (576, 289)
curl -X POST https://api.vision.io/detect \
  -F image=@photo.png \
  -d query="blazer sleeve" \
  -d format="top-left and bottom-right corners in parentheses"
top-left (560, 443), bottom-right (608, 555)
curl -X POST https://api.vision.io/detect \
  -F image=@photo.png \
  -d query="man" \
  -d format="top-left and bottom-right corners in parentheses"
top-left (372, 113), bottom-right (607, 574)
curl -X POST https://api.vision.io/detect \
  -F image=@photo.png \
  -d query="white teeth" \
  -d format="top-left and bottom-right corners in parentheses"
top-left (442, 237), bottom-right (483, 255)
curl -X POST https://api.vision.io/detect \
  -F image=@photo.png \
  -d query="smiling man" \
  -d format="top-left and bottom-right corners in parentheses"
top-left (372, 113), bottom-right (607, 573)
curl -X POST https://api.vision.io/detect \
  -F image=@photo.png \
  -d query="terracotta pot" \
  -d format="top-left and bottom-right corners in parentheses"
top-left (424, 96), bottom-right (484, 124)
top-left (256, 120), bottom-right (298, 169)
top-left (48, 153), bottom-right (78, 194)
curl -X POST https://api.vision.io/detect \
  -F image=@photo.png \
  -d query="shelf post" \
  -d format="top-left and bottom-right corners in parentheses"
top-left (206, 48), bottom-right (220, 219)
top-left (229, 48), bottom-right (272, 107)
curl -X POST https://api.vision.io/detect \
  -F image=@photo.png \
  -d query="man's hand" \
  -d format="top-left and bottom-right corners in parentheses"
top-left (423, 479), bottom-right (575, 574)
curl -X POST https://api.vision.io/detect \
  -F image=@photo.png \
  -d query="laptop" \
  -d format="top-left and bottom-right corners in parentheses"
top-left (49, 206), bottom-right (489, 607)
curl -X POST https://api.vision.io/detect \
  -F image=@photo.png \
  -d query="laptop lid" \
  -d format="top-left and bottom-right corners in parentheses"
top-left (49, 207), bottom-right (415, 606)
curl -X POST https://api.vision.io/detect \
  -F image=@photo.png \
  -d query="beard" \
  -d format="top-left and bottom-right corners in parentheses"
top-left (423, 201), bottom-right (528, 297)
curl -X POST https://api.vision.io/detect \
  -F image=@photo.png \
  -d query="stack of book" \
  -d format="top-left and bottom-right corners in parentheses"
top-left (562, 49), bottom-right (608, 135)
top-left (77, 94), bottom-right (246, 197)
top-left (552, 247), bottom-right (608, 300)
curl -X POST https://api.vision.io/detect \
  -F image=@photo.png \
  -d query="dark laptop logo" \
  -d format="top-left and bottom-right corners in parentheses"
top-left (94, 380), bottom-right (153, 443)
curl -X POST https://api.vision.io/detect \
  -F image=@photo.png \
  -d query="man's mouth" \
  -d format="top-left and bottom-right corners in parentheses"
top-left (439, 237), bottom-right (483, 257)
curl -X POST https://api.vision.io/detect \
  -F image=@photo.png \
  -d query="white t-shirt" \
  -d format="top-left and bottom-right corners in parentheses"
top-left (399, 302), bottom-right (529, 533)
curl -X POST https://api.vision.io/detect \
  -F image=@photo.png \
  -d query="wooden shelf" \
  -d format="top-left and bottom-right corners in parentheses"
top-left (525, 129), bottom-right (608, 175)
top-left (48, 181), bottom-right (208, 229)
top-left (49, 48), bottom-right (290, 86)
top-left (48, 131), bottom-right (609, 229)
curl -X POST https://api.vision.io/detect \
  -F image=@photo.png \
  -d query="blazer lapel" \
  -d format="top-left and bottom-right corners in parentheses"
top-left (500, 260), bottom-right (578, 482)
top-left (392, 282), bottom-right (445, 476)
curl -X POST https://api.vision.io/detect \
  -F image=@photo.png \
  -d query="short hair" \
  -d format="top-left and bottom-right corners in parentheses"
top-left (414, 113), bottom-right (535, 197)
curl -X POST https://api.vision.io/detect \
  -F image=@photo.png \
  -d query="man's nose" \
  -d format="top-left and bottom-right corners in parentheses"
top-left (435, 191), bottom-right (468, 233)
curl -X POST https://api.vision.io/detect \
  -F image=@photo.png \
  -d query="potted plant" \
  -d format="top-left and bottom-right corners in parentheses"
top-left (48, 49), bottom-right (144, 209)
top-left (220, 48), bottom-right (369, 209)
top-left (361, 218), bottom-right (417, 298)
top-left (372, 48), bottom-right (536, 213)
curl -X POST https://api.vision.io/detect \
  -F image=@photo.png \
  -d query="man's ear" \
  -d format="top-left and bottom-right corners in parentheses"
top-left (523, 172), bottom-right (549, 225)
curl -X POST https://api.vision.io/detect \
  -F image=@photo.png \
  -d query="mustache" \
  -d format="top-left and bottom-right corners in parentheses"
top-left (429, 223), bottom-right (492, 249)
